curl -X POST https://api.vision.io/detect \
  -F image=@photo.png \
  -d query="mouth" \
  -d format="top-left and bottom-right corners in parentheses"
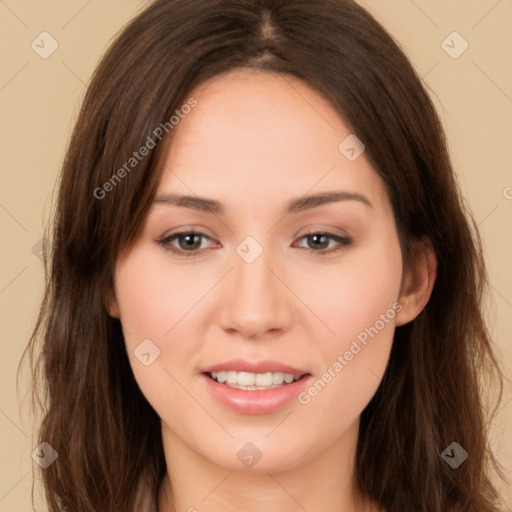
top-left (200, 359), bottom-right (313, 413)
top-left (205, 371), bottom-right (309, 391)
top-left (201, 367), bottom-right (314, 414)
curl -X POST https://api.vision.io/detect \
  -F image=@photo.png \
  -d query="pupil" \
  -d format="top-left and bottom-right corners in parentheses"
top-left (182, 234), bottom-right (200, 249)
top-left (310, 234), bottom-right (328, 249)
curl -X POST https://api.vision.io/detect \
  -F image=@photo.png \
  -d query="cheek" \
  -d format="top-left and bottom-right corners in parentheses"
top-left (112, 249), bottom-right (206, 403)
top-left (114, 246), bottom-right (213, 341)
top-left (293, 232), bottom-right (403, 345)
top-left (292, 234), bottom-right (402, 421)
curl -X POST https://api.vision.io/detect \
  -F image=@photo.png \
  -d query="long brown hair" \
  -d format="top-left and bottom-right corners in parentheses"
top-left (20, 0), bottom-right (508, 510)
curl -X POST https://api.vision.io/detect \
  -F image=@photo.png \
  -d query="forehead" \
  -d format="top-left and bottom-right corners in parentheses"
top-left (157, 68), bottom-right (388, 214)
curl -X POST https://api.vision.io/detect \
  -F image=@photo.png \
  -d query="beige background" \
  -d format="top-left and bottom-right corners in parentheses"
top-left (1, 1), bottom-right (511, 510)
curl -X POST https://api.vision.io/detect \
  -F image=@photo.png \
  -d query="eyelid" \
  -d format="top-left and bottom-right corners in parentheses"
top-left (292, 223), bottom-right (350, 238)
top-left (159, 225), bottom-right (216, 239)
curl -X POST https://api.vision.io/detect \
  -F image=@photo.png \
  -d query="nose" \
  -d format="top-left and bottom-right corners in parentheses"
top-left (217, 241), bottom-right (294, 340)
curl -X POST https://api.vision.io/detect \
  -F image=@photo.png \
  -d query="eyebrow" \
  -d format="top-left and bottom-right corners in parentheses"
top-left (153, 190), bottom-right (374, 215)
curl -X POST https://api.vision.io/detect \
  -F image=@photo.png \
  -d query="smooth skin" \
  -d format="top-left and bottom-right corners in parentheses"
top-left (108, 69), bottom-right (437, 512)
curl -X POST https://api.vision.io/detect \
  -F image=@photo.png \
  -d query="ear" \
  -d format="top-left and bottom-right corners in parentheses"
top-left (395, 236), bottom-right (437, 327)
top-left (106, 285), bottom-right (121, 319)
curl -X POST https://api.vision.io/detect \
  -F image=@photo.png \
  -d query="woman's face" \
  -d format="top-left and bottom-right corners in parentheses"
top-left (110, 69), bottom-right (412, 473)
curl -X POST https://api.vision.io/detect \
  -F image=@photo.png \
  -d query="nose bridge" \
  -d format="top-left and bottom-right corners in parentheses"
top-left (217, 235), bottom-right (292, 337)
top-left (234, 242), bottom-right (274, 298)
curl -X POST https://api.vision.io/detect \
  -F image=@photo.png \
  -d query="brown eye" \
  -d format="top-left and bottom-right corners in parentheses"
top-left (157, 231), bottom-right (215, 258)
top-left (305, 233), bottom-right (331, 250)
top-left (295, 232), bottom-right (353, 254)
top-left (176, 233), bottom-right (203, 251)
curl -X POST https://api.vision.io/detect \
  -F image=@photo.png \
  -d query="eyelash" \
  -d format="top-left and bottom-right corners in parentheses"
top-left (155, 228), bottom-right (353, 259)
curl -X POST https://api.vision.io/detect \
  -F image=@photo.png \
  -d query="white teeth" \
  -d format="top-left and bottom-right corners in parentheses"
top-left (238, 372), bottom-right (255, 386)
top-left (255, 372), bottom-right (273, 386)
top-left (272, 372), bottom-right (285, 385)
top-left (209, 370), bottom-right (303, 389)
top-left (226, 371), bottom-right (238, 384)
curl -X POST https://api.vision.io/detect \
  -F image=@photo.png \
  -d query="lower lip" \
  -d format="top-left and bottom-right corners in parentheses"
top-left (200, 373), bottom-right (313, 415)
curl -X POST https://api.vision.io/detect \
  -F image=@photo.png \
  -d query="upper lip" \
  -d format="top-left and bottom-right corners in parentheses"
top-left (201, 359), bottom-right (310, 376)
